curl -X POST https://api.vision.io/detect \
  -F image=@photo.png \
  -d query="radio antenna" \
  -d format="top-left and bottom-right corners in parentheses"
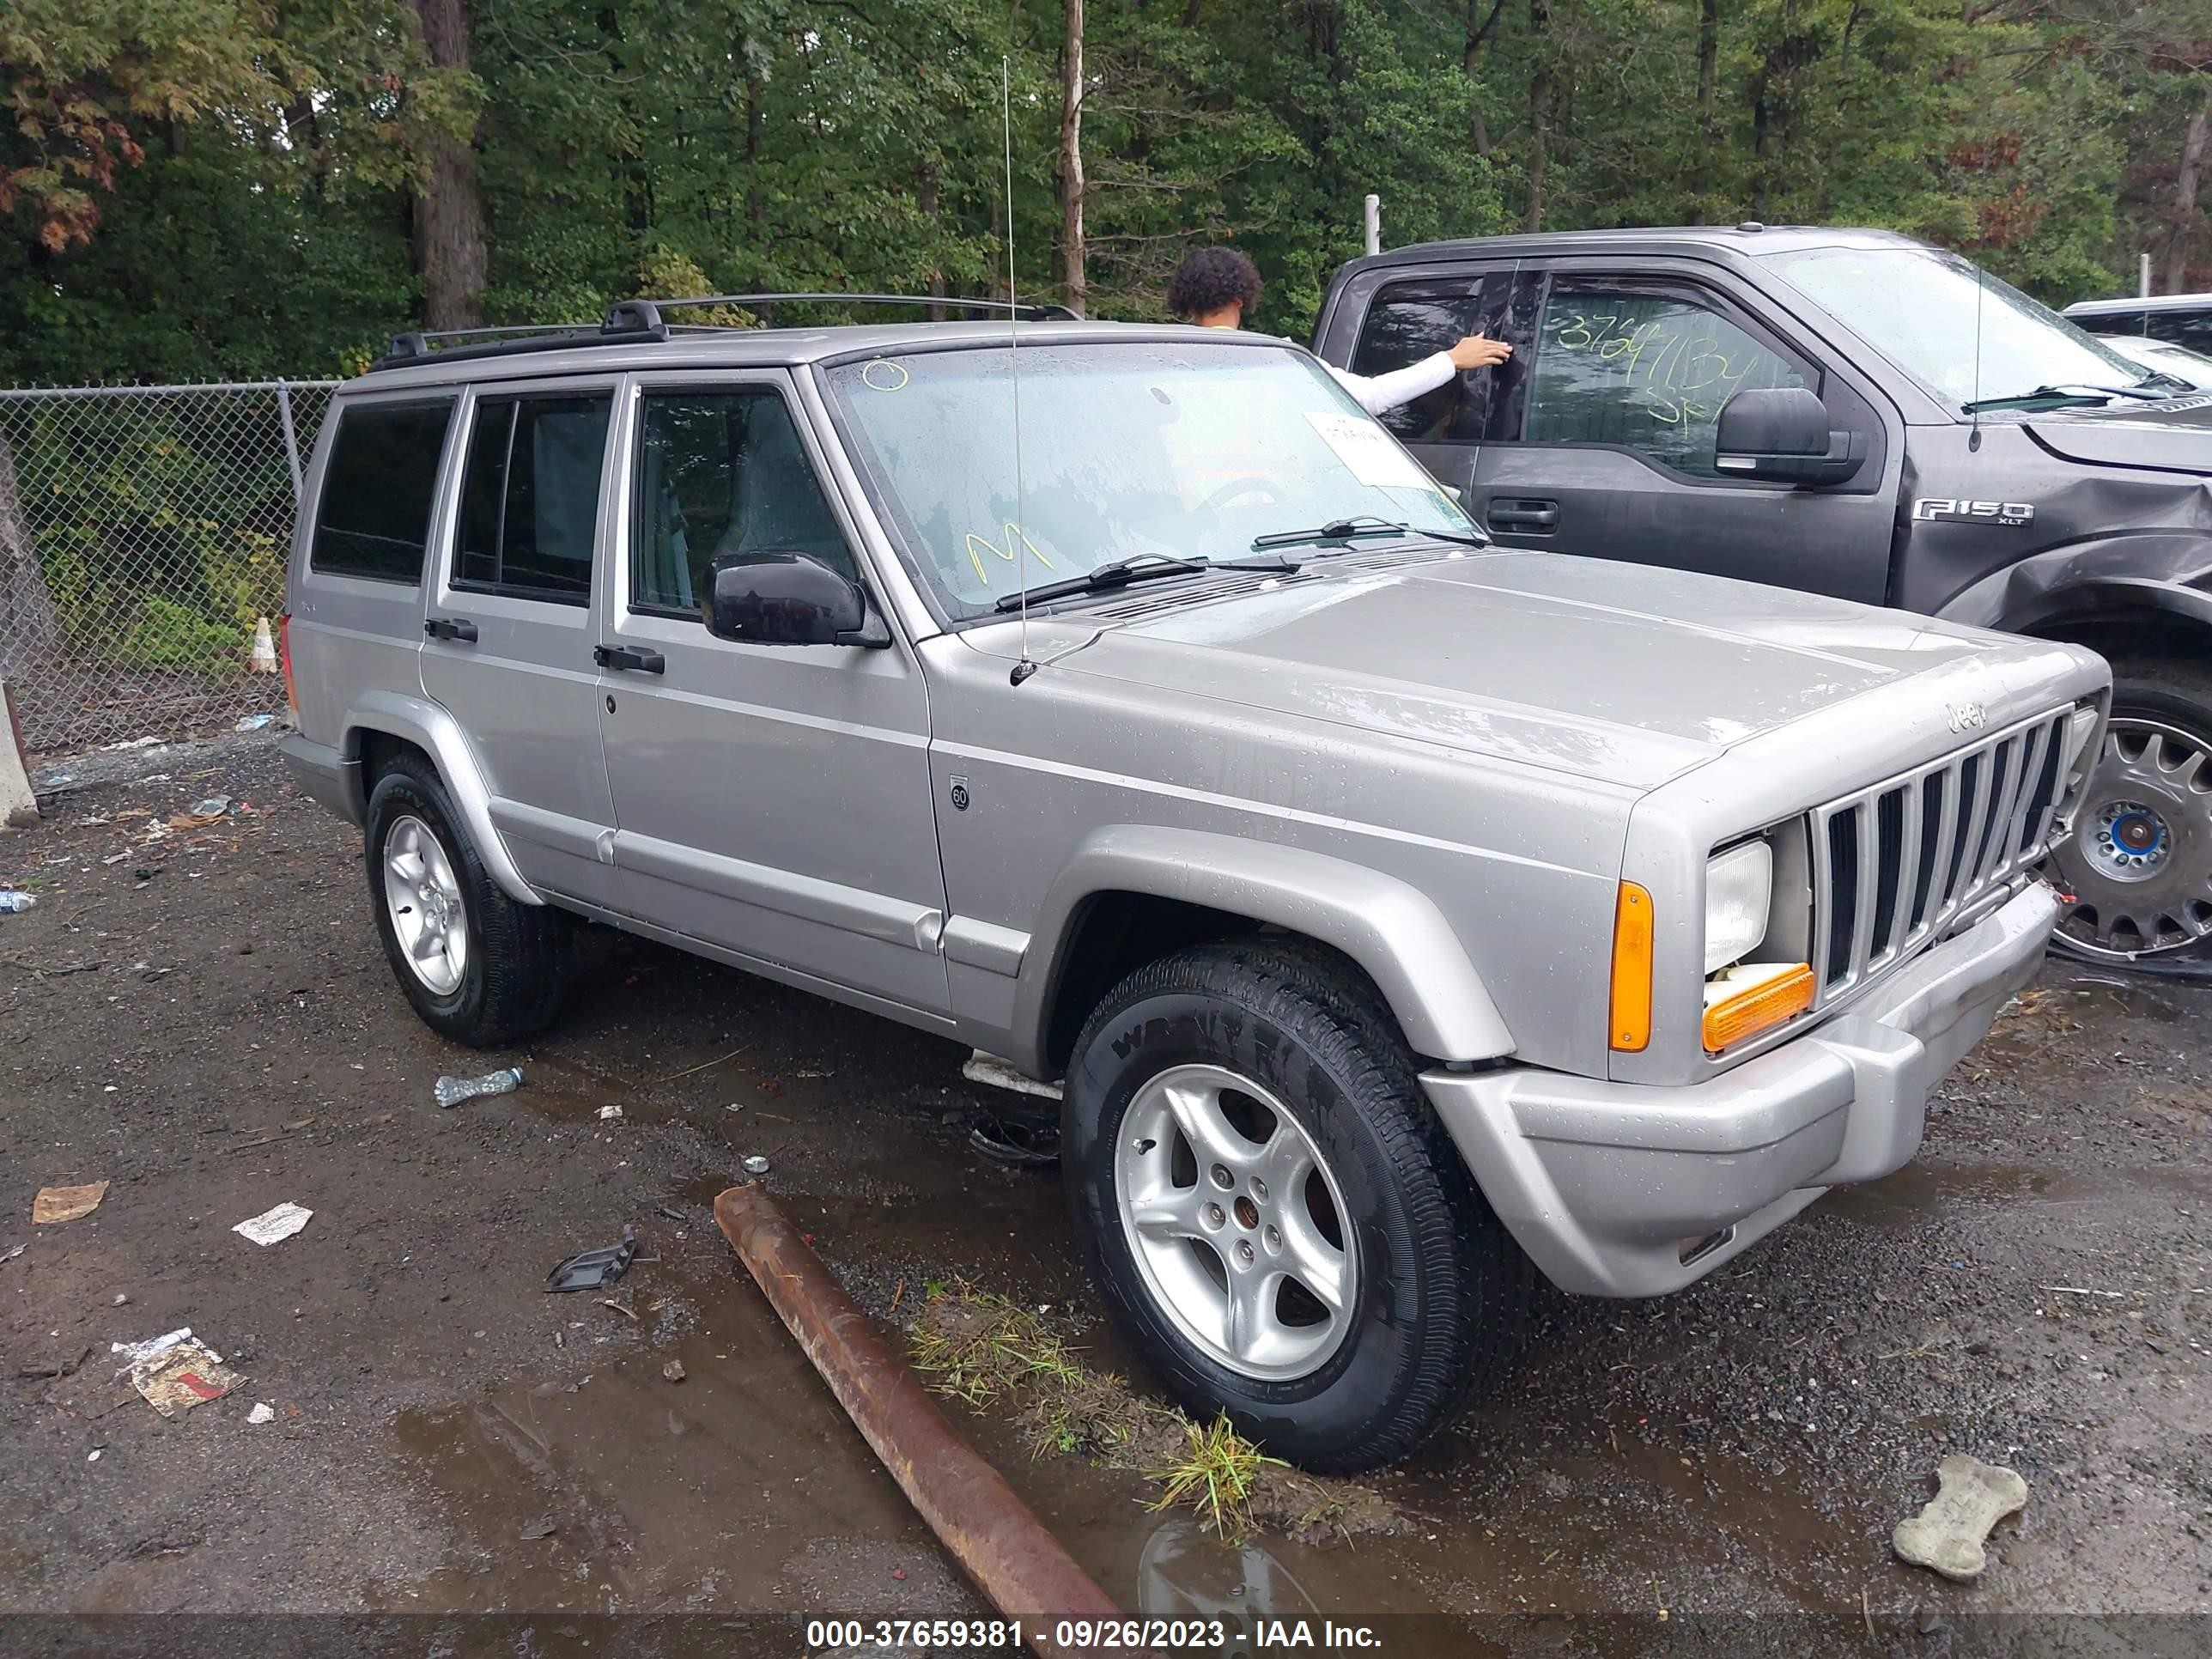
top-left (1003, 53), bottom-right (1038, 687)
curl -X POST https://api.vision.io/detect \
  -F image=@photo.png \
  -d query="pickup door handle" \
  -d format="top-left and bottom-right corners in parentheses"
top-left (1486, 499), bottom-right (1560, 532)
top-left (593, 643), bottom-right (666, 675)
top-left (423, 617), bottom-right (478, 643)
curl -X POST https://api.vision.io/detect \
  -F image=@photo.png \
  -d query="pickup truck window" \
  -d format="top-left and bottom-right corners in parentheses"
top-left (823, 341), bottom-right (1474, 620)
top-left (454, 394), bottom-right (612, 605)
top-left (631, 390), bottom-right (856, 614)
top-left (1525, 282), bottom-right (1805, 478)
top-left (309, 399), bottom-right (454, 584)
top-left (1766, 246), bottom-right (2152, 409)
top-left (1349, 275), bottom-right (1514, 444)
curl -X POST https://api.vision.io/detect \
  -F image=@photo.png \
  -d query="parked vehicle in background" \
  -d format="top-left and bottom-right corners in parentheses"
top-left (2064, 292), bottom-right (2212, 354)
top-left (1316, 227), bottom-right (2212, 965)
top-left (283, 300), bottom-right (2106, 1471)
top-left (2095, 332), bottom-right (2212, 392)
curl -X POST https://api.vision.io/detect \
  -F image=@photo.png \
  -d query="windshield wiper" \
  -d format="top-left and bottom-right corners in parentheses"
top-left (1250, 516), bottom-right (1487, 553)
top-left (991, 556), bottom-right (1206, 611)
top-left (1963, 381), bottom-right (2170, 412)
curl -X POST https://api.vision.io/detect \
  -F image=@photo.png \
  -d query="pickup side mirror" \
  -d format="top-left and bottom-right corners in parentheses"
top-left (704, 552), bottom-right (890, 647)
top-left (1715, 386), bottom-right (1866, 487)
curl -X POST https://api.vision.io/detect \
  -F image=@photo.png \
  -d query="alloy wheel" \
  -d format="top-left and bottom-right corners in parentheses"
top-left (2051, 716), bottom-right (2212, 959)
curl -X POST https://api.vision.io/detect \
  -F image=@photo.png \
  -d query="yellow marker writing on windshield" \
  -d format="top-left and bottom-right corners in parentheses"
top-left (963, 522), bottom-right (1056, 586)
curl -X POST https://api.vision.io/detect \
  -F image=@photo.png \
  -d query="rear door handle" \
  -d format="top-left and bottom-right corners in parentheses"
top-left (593, 644), bottom-right (666, 674)
top-left (424, 617), bottom-right (478, 642)
top-left (1486, 499), bottom-right (1559, 532)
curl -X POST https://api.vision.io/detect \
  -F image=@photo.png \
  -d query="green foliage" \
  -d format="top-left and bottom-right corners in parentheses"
top-left (1, 0), bottom-right (2207, 374)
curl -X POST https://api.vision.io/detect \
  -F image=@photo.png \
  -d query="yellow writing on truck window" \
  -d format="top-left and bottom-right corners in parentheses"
top-left (1547, 310), bottom-right (1779, 428)
top-left (963, 523), bottom-right (1057, 586)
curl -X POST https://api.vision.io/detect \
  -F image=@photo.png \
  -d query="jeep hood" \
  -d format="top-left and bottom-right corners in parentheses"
top-left (962, 551), bottom-right (2057, 791)
top-left (2025, 397), bottom-right (2212, 476)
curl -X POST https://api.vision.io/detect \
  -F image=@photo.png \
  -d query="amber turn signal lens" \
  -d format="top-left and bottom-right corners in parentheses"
top-left (1609, 881), bottom-right (1654, 1053)
top-left (1702, 963), bottom-right (1814, 1054)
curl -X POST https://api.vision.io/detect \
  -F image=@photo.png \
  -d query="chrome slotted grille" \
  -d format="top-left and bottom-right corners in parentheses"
top-left (1808, 709), bottom-right (2070, 1005)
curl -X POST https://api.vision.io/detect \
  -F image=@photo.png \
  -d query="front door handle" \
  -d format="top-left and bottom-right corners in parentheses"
top-left (1486, 499), bottom-right (1560, 532)
top-left (593, 643), bottom-right (666, 674)
top-left (424, 617), bottom-right (478, 642)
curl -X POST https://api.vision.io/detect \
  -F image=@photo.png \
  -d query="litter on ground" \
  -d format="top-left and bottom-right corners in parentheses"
top-left (233, 1202), bottom-right (313, 1247)
top-left (246, 1401), bottom-right (276, 1425)
top-left (547, 1228), bottom-right (637, 1293)
top-left (0, 891), bottom-right (36, 914)
top-left (113, 1329), bottom-right (241, 1419)
top-left (32, 1182), bottom-right (107, 1224)
top-left (1893, 1454), bottom-right (2029, 1581)
top-left (435, 1066), bottom-right (524, 1108)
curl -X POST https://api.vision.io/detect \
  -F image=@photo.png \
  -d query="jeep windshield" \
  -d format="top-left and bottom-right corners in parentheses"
top-left (1765, 244), bottom-right (2170, 411)
top-left (821, 339), bottom-right (1475, 620)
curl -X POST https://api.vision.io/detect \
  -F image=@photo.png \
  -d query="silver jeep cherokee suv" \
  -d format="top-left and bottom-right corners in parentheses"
top-left (282, 301), bottom-right (2109, 1472)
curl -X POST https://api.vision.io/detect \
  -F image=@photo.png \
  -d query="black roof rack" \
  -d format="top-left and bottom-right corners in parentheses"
top-left (371, 292), bottom-right (1079, 373)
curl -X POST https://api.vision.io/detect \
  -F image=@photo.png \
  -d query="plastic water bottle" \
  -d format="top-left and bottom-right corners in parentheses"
top-left (434, 1066), bottom-right (524, 1108)
top-left (0, 891), bottom-right (35, 914)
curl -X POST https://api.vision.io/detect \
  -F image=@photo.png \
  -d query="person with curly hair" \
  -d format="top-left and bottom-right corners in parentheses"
top-left (1165, 246), bottom-right (1510, 416)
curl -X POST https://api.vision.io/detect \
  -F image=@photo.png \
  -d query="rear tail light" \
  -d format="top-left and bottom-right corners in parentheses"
top-left (279, 613), bottom-right (298, 716)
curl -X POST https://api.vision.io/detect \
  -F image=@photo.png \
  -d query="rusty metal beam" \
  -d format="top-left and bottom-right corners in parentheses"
top-left (714, 1184), bottom-right (1136, 1657)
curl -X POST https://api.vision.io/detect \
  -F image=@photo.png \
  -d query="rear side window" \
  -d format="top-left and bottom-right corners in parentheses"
top-left (310, 400), bottom-right (454, 582)
top-left (454, 394), bottom-right (613, 604)
top-left (1350, 274), bottom-right (1515, 443)
top-left (2146, 307), bottom-right (2212, 354)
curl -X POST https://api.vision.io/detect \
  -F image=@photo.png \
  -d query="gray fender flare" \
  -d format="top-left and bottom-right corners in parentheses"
top-left (345, 690), bottom-right (540, 905)
top-left (1014, 825), bottom-right (1515, 1068)
top-left (1937, 532), bottom-right (2212, 639)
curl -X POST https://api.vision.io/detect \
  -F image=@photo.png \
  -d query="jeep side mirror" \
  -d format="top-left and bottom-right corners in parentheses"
top-left (704, 552), bottom-right (890, 647)
top-left (1715, 386), bottom-right (1865, 487)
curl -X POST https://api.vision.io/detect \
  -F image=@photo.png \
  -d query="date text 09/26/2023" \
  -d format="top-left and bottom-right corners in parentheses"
top-left (803, 1618), bottom-right (1386, 1651)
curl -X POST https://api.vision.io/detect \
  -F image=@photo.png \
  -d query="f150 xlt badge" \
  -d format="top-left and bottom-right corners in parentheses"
top-left (1912, 497), bottom-right (2035, 527)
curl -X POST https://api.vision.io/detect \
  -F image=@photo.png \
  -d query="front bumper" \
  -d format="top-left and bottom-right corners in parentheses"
top-left (1422, 880), bottom-right (2058, 1297)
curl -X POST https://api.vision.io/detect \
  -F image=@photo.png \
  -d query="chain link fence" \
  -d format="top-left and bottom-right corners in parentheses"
top-left (0, 380), bottom-right (338, 755)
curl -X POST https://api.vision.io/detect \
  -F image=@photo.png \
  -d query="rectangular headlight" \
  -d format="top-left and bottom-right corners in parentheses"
top-left (1704, 840), bottom-right (1773, 975)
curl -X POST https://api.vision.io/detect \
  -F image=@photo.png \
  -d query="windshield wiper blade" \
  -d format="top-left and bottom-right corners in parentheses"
top-left (991, 556), bottom-right (1207, 611)
top-left (1250, 516), bottom-right (1486, 553)
top-left (1963, 381), bottom-right (2168, 412)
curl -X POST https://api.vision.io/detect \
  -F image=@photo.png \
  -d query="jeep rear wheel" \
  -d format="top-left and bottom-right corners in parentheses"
top-left (364, 752), bottom-right (574, 1046)
top-left (1061, 939), bottom-right (1529, 1474)
top-left (2050, 659), bottom-right (2212, 963)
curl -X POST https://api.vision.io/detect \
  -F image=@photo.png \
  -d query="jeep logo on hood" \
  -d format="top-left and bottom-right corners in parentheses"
top-left (1913, 498), bottom-right (2035, 526)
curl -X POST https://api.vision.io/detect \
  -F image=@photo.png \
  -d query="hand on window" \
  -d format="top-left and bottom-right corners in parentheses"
top-left (1447, 334), bottom-right (1513, 371)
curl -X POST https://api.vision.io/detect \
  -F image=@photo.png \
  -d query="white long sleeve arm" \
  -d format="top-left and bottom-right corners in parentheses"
top-left (1325, 350), bottom-right (1457, 416)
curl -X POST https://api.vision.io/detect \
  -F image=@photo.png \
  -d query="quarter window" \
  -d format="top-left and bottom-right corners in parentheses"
top-left (454, 394), bottom-right (613, 604)
top-left (309, 400), bottom-right (454, 582)
top-left (1525, 283), bottom-right (1807, 478)
top-left (631, 391), bottom-right (854, 616)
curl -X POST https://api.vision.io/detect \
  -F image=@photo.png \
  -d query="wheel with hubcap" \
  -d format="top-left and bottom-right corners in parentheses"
top-left (2049, 659), bottom-right (2212, 963)
top-left (1062, 937), bottom-right (1530, 1474)
top-left (364, 751), bottom-right (574, 1046)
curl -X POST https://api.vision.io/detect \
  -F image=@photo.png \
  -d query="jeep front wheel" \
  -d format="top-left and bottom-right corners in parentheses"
top-left (1061, 939), bottom-right (1529, 1474)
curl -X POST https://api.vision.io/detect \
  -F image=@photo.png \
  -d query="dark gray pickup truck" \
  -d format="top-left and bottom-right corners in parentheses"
top-left (1316, 225), bottom-right (2212, 968)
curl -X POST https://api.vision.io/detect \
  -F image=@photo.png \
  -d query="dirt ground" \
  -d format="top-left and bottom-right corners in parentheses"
top-left (3, 732), bottom-right (2209, 1653)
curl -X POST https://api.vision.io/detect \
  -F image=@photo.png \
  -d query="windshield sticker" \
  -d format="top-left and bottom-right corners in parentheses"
top-left (1304, 411), bottom-right (1433, 491)
top-left (963, 522), bottom-right (1056, 585)
top-left (860, 360), bottom-right (909, 392)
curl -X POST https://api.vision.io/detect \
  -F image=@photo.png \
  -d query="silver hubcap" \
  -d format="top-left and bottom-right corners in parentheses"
top-left (1114, 1065), bottom-right (1357, 1382)
top-left (382, 815), bottom-right (469, 995)
top-left (2051, 717), bottom-right (2212, 958)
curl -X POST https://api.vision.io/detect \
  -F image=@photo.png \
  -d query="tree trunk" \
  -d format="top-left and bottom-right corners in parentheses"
top-left (1060, 0), bottom-right (1087, 314)
top-left (0, 429), bottom-right (61, 693)
top-left (1524, 0), bottom-right (1551, 231)
top-left (1464, 0), bottom-right (1504, 160)
top-left (920, 164), bottom-right (947, 322)
top-left (2169, 85), bottom-right (2211, 295)
top-left (1697, 0), bottom-right (1718, 117)
top-left (409, 0), bottom-right (487, 331)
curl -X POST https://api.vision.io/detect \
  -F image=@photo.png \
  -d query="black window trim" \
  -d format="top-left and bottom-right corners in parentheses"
top-left (1350, 270), bottom-right (1521, 449)
top-left (1506, 266), bottom-right (1828, 489)
top-left (624, 376), bottom-right (864, 625)
top-left (449, 390), bottom-right (611, 609)
top-left (307, 394), bottom-right (459, 586)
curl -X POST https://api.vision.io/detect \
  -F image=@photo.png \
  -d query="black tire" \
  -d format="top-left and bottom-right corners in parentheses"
top-left (363, 751), bottom-right (573, 1046)
top-left (1061, 937), bottom-right (1530, 1474)
top-left (2051, 655), bottom-right (2212, 964)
